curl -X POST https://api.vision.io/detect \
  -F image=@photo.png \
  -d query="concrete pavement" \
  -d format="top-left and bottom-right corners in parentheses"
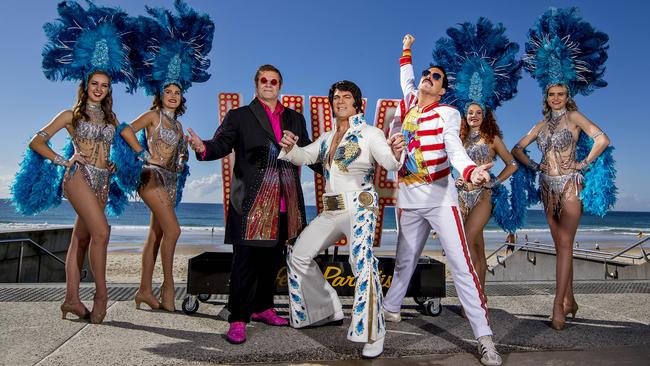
top-left (0, 281), bottom-right (648, 365)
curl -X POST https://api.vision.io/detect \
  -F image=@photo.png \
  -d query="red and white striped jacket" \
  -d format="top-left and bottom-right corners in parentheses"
top-left (390, 49), bottom-right (477, 208)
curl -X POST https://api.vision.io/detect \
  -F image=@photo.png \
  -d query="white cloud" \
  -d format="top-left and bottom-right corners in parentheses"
top-left (183, 173), bottom-right (223, 203)
top-left (301, 180), bottom-right (316, 206)
top-left (181, 173), bottom-right (320, 206)
top-left (613, 192), bottom-right (650, 212)
top-left (0, 174), bottom-right (12, 199)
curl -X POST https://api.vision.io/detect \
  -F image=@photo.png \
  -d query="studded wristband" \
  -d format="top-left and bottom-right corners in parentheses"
top-left (137, 150), bottom-right (152, 162)
top-left (486, 178), bottom-right (502, 189)
top-left (36, 130), bottom-right (50, 139)
top-left (53, 154), bottom-right (68, 166)
top-left (527, 160), bottom-right (540, 171)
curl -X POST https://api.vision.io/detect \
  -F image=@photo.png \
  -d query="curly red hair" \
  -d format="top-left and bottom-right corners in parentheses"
top-left (460, 105), bottom-right (502, 144)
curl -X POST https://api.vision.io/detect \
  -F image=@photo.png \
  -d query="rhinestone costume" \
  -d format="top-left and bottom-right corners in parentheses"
top-left (279, 113), bottom-right (402, 343)
top-left (536, 110), bottom-right (582, 218)
top-left (458, 133), bottom-right (495, 218)
top-left (141, 110), bottom-right (188, 204)
top-left (66, 104), bottom-right (115, 202)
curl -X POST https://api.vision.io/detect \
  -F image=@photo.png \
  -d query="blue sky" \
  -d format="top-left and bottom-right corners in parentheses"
top-left (0, 0), bottom-right (648, 211)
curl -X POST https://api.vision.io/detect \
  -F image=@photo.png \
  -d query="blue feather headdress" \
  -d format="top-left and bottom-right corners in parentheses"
top-left (42, 1), bottom-right (139, 91)
top-left (524, 7), bottom-right (608, 96)
top-left (135, 0), bottom-right (215, 95)
top-left (432, 17), bottom-right (522, 112)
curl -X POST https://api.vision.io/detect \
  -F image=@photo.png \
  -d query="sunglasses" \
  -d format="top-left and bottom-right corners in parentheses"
top-left (421, 70), bottom-right (443, 81)
top-left (259, 77), bottom-right (279, 86)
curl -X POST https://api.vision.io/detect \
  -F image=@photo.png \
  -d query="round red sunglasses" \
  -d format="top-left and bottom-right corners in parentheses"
top-left (259, 77), bottom-right (278, 86)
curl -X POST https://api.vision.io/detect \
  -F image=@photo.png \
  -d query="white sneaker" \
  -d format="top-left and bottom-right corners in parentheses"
top-left (362, 336), bottom-right (384, 359)
top-left (383, 309), bottom-right (401, 323)
top-left (477, 335), bottom-right (502, 366)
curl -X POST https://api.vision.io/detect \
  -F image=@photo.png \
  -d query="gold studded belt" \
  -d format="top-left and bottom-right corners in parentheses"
top-left (323, 194), bottom-right (345, 211)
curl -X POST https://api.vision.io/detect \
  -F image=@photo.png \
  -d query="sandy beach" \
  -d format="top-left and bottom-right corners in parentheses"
top-left (106, 242), bottom-right (647, 284)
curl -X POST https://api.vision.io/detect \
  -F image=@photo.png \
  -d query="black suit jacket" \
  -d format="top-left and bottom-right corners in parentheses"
top-left (197, 98), bottom-right (320, 247)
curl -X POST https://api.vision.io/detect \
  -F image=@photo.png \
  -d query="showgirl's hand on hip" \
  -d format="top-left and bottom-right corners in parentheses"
top-left (561, 159), bottom-right (587, 171)
top-left (68, 153), bottom-right (88, 167)
top-left (539, 161), bottom-right (550, 174)
top-left (64, 153), bottom-right (87, 177)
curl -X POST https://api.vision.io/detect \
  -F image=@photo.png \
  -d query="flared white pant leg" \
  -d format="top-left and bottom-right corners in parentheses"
top-left (287, 212), bottom-right (344, 327)
top-left (287, 192), bottom-right (386, 343)
top-left (427, 206), bottom-right (492, 338)
top-left (346, 195), bottom-right (385, 342)
top-left (383, 208), bottom-right (430, 312)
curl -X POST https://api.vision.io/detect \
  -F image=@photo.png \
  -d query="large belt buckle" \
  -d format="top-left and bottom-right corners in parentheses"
top-left (358, 192), bottom-right (374, 207)
top-left (358, 191), bottom-right (378, 215)
top-left (325, 195), bottom-right (343, 211)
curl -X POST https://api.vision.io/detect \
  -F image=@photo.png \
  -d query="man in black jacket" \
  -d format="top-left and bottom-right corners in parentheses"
top-left (187, 64), bottom-right (318, 344)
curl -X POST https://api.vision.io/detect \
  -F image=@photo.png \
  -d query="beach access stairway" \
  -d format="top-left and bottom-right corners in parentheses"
top-left (486, 237), bottom-right (650, 281)
top-left (0, 228), bottom-right (91, 283)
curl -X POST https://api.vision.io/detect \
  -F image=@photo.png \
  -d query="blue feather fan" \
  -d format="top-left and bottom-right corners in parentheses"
top-left (432, 17), bottom-right (522, 112)
top-left (11, 144), bottom-right (64, 216)
top-left (111, 123), bottom-right (143, 196)
top-left (524, 7), bottom-right (609, 96)
top-left (135, 0), bottom-right (215, 95)
top-left (576, 132), bottom-right (617, 216)
top-left (42, 1), bottom-right (139, 91)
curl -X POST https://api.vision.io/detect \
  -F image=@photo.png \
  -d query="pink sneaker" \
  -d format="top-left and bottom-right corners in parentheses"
top-left (226, 321), bottom-right (247, 344)
top-left (251, 308), bottom-right (289, 326)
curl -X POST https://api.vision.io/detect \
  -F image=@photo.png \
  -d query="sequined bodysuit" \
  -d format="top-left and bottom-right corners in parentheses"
top-left (66, 104), bottom-right (115, 202)
top-left (536, 113), bottom-right (582, 218)
top-left (458, 133), bottom-right (495, 218)
top-left (140, 110), bottom-right (188, 205)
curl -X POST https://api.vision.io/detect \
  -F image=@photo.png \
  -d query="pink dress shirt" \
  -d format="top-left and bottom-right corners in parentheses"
top-left (260, 100), bottom-right (287, 212)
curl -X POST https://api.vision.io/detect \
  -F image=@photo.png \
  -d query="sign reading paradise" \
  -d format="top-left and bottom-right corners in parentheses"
top-left (186, 252), bottom-right (445, 298)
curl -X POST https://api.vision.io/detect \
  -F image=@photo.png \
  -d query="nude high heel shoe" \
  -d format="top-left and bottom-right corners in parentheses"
top-left (565, 301), bottom-right (579, 321)
top-left (134, 291), bottom-right (161, 310)
top-left (60, 302), bottom-right (90, 320)
top-left (90, 297), bottom-right (107, 324)
top-left (159, 286), bottom-right (176, 312)
top-left (550, 303), bottom-right (565, 330)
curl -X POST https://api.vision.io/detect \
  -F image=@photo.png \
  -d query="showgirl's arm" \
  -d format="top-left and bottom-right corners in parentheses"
top-left (511, 121), bottom-right (544, 169)
top-left (120, 110), bottom-right (154, 154)
top-left (29, 110), bottom-right (74, 166)
top-left (491, 135), bottom-right (518, 185)
top-left (571, 111), bottom-right (610, 164)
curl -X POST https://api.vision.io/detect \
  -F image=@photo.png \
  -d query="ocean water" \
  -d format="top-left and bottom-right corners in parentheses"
top-left (1, 199), bottom-right (648, 251)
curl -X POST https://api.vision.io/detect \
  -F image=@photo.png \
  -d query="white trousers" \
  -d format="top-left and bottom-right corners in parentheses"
top-left (383, 206), bottom-right (492, 338)
top-left (287, 191), bottom-right (385, 343)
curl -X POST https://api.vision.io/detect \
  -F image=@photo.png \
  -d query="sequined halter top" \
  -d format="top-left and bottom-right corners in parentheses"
top-left (72, 104), bottom-right (115, 168)
top-left (536, 109), bottom-right (577, 175)
top-left (146, 110), bottom-right (184, 171)
top-left (464, 131), bottom-right (494, 166)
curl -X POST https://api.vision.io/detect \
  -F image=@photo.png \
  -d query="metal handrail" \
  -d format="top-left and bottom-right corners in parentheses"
top-left (485, 242), bottom-right (521, 261)
top-left (486, 242), bottom-right (523, 274)
top-left (515, 241), bottom-right (643, 262)
top-left (0, 238), bottom-right (86, 283)
top-left (606, 237), bottom-right (650, 262)
top-left (485, 238), bottom-right (649, 279)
